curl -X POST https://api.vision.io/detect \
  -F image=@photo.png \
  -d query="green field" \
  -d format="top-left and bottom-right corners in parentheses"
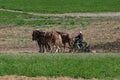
top-left (1, 10), bottom-right (120, 28)
top-left (0, 0), bottom-right (120, 13)
top-left (0, 53), bottom-right (120, 79)
top-left (0, 0), bottom-right (120, 79)
top-left (0, 11), bottom-right (96, 28)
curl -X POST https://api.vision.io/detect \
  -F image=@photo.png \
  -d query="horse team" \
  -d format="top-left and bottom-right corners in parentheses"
top-left (32, 29), bottom-right (73, 53)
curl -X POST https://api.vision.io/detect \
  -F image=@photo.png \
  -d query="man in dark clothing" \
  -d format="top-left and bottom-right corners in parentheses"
top-left (75, 31), bottom-right (83, 42)
top-left (74, 31), bottom-right (83, 49)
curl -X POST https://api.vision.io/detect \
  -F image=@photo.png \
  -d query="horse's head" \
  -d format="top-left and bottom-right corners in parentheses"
top-left (32, 29), bottom-right (45, 41)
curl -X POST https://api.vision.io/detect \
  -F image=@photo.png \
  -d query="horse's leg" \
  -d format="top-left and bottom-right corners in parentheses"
top-left (55, 45), bottom-right (60, 53)
top-left (45, 43), bottom-right (48, 52)
top-left (58, 45), bottom-right (61, 53)
top-left (43, 44), bottom-right (46, 53)
top-left (47, 45), bottom-right (51, 52)
top-left (40, 43), bottom-right (43, 53)
top-left (47, 42), bottom-right (52, 53)
top-left (50, 45), bottom-right (54, 53)
top-left (37, 41), bottom-right (41, 52)
top-left (68, 41), bottom-right (72, 48)
top-left (63, 43), bottom-right (66, 52)
top-left (41, 44), bottom-right (43, 53)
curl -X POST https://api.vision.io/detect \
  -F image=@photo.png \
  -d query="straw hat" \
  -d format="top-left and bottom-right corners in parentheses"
top-left (79, 31), bottom-right (82, 33)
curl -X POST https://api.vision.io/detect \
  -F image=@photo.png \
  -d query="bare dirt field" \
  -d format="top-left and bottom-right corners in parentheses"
top-left (0, 8), bottom-right (120, 53)
top-left (0, 21), bottom-right (120, 53)
top-left (82, 21), bottom-right (120, 52)
top-left (0, 75), bottom-right (98, 80)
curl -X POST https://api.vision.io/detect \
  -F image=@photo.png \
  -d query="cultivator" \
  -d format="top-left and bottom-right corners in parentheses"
top-left (72, 41), bottom-right (91, 52)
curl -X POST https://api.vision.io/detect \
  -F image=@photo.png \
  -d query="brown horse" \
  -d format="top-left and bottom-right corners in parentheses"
top-left (32, 29), bottom-right (48, 52)
top-left (56, 31), bottom-right (73, 51)
top-left (45, 31), bottom-right (62, 53)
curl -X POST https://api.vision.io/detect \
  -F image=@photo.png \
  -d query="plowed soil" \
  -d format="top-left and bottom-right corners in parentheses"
top-left (68, 21), bottom-right (120, 53)
top-left (0, 75), bottom-right (98, 80)
top-left (0, 21), bottom-right (120, 53)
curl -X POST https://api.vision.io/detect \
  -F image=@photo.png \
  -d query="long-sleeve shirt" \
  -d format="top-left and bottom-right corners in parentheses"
top-left (75, 33), bottom-right (83, 41)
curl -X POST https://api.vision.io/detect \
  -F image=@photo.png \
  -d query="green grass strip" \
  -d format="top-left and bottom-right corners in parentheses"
top-left (0, 53), bottom-right (120, 79)
top-left (0, 0), bottom-right (120, 13)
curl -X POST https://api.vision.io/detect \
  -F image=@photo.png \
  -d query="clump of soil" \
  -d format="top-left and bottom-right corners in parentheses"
top-left (71, 21), bottom-right (120, 53)
top-left (91, 39), bottom-right (120, 52)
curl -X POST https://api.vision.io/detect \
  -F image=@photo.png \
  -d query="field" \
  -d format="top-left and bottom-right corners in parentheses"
top-left (0, 0), bottom-right (120, 13)
top-left (0, 53), bottom-right (120, 80)
top-left (0, 11), bottom-right (120, 53)
top-left (0, 16), bottom-right (120, 80)
top-left (0, 0), bottom-right (120, 80)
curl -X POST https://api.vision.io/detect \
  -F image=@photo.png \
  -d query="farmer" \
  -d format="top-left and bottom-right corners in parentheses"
top-left (74, 31), bottom-right (83, 49)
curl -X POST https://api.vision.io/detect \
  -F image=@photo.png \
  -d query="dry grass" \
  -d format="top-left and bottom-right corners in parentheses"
top-left (0, 20), bottom-right (120, 53)
top-left (69, 21), bottom-right (120, 45)
top-left (86, 21), bottom-right (120, 44)
top-left (0, 75), bottom-right (98, 80)
top-left (0, 26), bottom-right (38, 53)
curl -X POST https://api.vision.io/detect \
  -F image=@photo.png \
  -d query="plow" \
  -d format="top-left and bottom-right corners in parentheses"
top-left (72, 41), bottom-right (91, 53)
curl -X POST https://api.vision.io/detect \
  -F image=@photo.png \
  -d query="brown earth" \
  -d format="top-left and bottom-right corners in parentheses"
top-left (81, 21), bottom-right (120, 52)
top-left (0, 21), bottom-right (120, 53)
top-left (0, 75), bottom-right (98, 80)
top-left (68, 21), bottom-right (120, 52)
